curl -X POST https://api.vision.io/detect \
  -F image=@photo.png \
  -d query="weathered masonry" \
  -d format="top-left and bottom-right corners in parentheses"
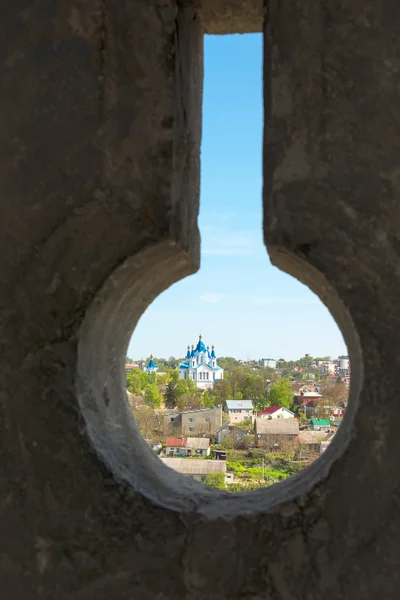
top-left (1, 1), bottom-right (400, 598)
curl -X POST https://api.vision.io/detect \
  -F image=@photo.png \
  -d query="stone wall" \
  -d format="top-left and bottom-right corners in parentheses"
top-left (1, 1), bottom-right (400, 598)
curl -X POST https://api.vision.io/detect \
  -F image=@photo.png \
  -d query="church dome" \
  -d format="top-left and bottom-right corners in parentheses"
top-left (147, 355), bottom-right (156, 369)
top-left (195, 334), bottom-right (207, 353)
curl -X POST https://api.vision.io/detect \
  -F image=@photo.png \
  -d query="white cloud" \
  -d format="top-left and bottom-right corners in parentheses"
top-left (250, 296), bottom-right (315, 306)
top-left (199, 292), bottom-right (226, 304)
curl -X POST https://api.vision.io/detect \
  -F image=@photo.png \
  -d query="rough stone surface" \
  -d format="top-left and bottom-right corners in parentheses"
top-left (1, 0), bottom-right (399, 598)
top-left (200, 0), bottom-right (263, 34)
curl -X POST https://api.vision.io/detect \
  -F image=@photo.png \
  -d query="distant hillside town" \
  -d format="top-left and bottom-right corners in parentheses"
top-left (125, 338), bottom-right (350, 492)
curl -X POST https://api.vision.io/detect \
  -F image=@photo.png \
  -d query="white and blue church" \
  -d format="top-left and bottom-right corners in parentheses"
top-left (179, 335), bottom-right (224, 390)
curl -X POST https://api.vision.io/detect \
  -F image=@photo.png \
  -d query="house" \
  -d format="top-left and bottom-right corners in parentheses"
top-left (160, 458), bottom-right (230, 484)
top-left (254, 418), bottom-right (299, 450)
top-left (125, 363), bottom-right (140, 371)
top-left (298, 430), bottom-right (326, 452)
top-left (293, 387), bottom-right (323, 418)
top-left (294, 390), bottom-right (322, 404)
top-left (145, 439), bottom-right (162, 454)
top-left (311, 418), bottom-right (331, 431)
top-left (178, 335), bottom-right (224, 390)
top-left (186, 437), bottom-right (210, 456)
top-left (165, 437), bottom-right (189, 457)
top-left (216, 424), bottom-right (246, 445)
top-left (163, 405), bottom-right (222, 436)
top-left (165, 437), bottom-right (210, 457)
top-left (332, 406), bottom-right (345, 418)
top-left (224, 399), bottom-right (254, 423)
top-left (256, 405), bottom-right (295, 419)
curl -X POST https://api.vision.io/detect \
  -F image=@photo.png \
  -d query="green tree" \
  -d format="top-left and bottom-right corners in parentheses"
top-left (266, 378), bottom-right (294, 409)
top-left (217, 356), bottom-right (241, 370)
top-left (165, 381), bottom-right (178, 409)
top-left (168, 369), bottom-right (179, 383)
top-left (144, 383), bottom-right (163, 409)
top-left (133, 405), bottom-right (162, 439)
top-left (204, 472), bottom-right (226, 490)
top-left (175, 378), bottom-right (199, 397)
top-left (209, 379), bottom-right (233, 405)
top-left (126, 369), bottom-right (147, 395)
top-left (177, 392), bottom-right (204, 411)
top-left (203, 391), bottom-right (214, 408)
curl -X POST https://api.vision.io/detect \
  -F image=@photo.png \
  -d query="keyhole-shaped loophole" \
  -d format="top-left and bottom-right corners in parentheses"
top-left (126, 34), bottom-right (349, 492)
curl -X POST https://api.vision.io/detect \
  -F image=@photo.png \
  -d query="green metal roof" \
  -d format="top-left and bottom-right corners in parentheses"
top-left (311, 419), bottom-right (330, 426)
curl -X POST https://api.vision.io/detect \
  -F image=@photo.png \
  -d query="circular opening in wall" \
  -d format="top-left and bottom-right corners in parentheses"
top-left (127, 267), bottom-right (350, 495)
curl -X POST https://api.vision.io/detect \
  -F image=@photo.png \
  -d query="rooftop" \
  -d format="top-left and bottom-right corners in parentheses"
top-left (160, 458), bottom-right (226, 475)
top-left (225, 400), bottom-right (254, 410)
top-left (186, 437), bottom-right (210, 450)
top-left (256, 405), bottom-right (294, 416)
top-left (165, 438), bottom-right (186, 448)
top-left (164, 406), bottom-right (220, 416)
top-left (299, 431), bottom-right (326, 445)
top-left (311, 419), bottom-right (331, 427)
top-left (255, 418), bottom-right (299, 435)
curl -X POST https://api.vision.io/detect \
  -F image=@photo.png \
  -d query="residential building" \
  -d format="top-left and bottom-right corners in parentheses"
top-left (160, 458), bottom-right (229, 484)
top-left (320, 361), bottom-right (335, 376)
top-left (165, 437), bottom-right (210, 457)
top-left (256, 405), bottom-right (295, 419)
top-left (261, 358), bottom-right (276, 369)
top-left (145, 439), bottom-right (162, 454)
top-left (178, 335), bottom-right (224, 390)
top-left (165, 437), bottom-right (188, 457)
top-left (254, 418), bottom-right (299, 450)
top-left (224, 399), bottom-right (254, 423)
top-left (142, 355), bottom-right (158, 374)
top-left (125, 363), bottom-right (140, 372)
top-left (332, 406), bottom-right (345, 418)
top-left (293, 386), bottom-right (322, 418)
top-left (294, 385), bottom-right (322, 402)
top-left (338, 355), bottom-right (350, 378)
top-left (298, 430), bottom-right (326, 451)
top-left (186, 437), bottom-right (210, 456)
top-left (216, 424), bottom-right (246, 445)
top-left (163, 406), bottom-right (222, 436)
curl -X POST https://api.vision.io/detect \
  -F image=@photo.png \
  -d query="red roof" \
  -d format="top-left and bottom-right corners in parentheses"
top-left (165, 437), bottom-right (186, 448)
top-left (256, 405), bottom-right (282, 416)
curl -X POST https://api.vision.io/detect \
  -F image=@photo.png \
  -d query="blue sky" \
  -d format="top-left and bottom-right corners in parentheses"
top-left (128, 34), bottom-right (346, 361)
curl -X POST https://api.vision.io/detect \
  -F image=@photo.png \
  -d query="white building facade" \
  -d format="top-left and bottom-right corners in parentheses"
top-left (320, 361), bottom-right (335, 375)
top-left (338, 355), bottom-right (350, 377)
top-left (178, 335), bottom-right (224, 390)
top-left (261, 358), bottom-right (277, 369)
